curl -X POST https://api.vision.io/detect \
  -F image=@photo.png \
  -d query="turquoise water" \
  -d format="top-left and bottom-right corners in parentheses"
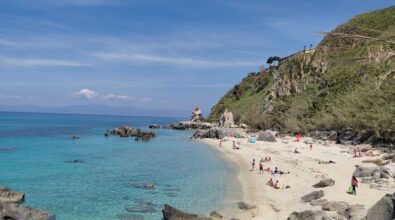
top-left (0, 112), bottom-right (230, 220)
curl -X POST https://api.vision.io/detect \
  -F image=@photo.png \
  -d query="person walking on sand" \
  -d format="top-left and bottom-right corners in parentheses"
top-left (310, 144), bottom-right (313, 151)
top-left (251, 159), bottom-right (255, 171)
top-left (259, 161), bottom-right (263, 173)
top-left (351, 176), bottom-right (358, 195)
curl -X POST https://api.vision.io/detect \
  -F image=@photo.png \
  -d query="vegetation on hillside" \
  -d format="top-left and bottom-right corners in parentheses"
top-left (209, 6), bottom-right (395, 143)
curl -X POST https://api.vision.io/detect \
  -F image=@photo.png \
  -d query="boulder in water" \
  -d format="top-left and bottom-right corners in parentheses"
top-left (0, 187), bottom-right (24, 203)
top-left (162, 204), bottom-right (210, 220)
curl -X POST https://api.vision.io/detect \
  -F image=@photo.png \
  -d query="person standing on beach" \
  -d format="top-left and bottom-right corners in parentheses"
top-left (259, 161), bottom-right (263, 173)
top-left (310, 144), bottom-right (313, 151)
top-left (251, 159), bottom-right (255, 171)
top-left (351, 176), bottom-right (358, 195)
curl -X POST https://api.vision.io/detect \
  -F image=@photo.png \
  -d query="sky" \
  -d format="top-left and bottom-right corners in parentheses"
top-left (0, 0), bottom-right (393, 116)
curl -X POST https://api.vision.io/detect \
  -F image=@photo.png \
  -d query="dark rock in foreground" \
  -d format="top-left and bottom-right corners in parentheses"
top-left (312, 179), bottom-right (335, 188)
top-left (287, 210), bottom-right (329, 220)
top-left (366, 193), bottom-right (395, 220)
top-left (162, 204), bottom-right (211, 220)
top-left (301, 190), bottom-right (325, 203)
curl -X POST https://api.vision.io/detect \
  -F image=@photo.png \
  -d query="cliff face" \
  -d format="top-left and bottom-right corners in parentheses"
top-left (209, 6), bottom-right (395, 143)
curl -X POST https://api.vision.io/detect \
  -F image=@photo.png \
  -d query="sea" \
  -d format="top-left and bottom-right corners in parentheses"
top-left (0, 112), bottom-right (235, 220)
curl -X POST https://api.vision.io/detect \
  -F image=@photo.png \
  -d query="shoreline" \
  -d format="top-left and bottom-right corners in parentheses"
top-left (200, 135), bottom-right (395, 219)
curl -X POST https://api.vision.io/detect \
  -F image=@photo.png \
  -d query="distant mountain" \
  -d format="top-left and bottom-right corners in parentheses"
top-left (0, 104), bottom-right (190, 118)
top-left (209, 6), bottom-right (395, 143)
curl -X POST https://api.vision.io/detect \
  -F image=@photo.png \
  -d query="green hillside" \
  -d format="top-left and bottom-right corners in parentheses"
top-left (209, 6), bottom-right (395, 143)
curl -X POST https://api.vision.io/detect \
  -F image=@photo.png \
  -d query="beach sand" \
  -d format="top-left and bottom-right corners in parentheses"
top-left (202, 136), bottom-right (395, 219)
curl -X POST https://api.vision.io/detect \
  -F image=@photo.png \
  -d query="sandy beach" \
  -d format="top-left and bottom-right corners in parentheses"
top-left (202, 135), bottom-right (395, 219)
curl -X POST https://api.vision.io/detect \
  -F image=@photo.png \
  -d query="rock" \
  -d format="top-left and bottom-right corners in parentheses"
top-left (148, 124), bottom-right (160, 129)
top-left (125, 202), bottom-right (156, 213)
top-left (310, 199), bottom-right (327, 206)
top-left (0, 202), bottom-right (55, 220)
top-left (301, 190), bottom-right (325, 203)
top-left (162, 204), bottom-right (210, 220)
top-left (69, 135), bottom-right (80, 139)
top-left (193, 128), bottom-right (224, 139)
top-left (0, 147), bottom-right (17, 151)
top-left (321, 201), bottom-right (349, 212)
top-left (287, 210), bottom-right (329, 220)
top-left (366, 193), bottom-right (394, 220)
top-left (237, 202), bottom-right (256, 210)
top-left (357, 144), bottom-right (373, 152)
top-left (338, 204), bottom-right (365, 219)
top-left (239, 124), bottom-right (249, 129)
top-left (353, 166), bottom-right (390, 179)
top-left (337, 129), bottom-right (357, 145)
top-left (0, 187), bottom-right (24, 203)
top-left (110, 126), bottom-right (156, 140)
top-left (312, 179), bottom-right (335, 188)
top-left (169, 121), bottom-right (212, 130)
top-left (209, 211), bottom-right (223, 218)
top-left (257, 131), bottom-right (277, 142)
top-left (65, 159), bottom-right (84, 163)
top-left (127, 181), bottom-right (155, 190)
top-left (218, 109), bottom-right (234, 128)
top-left (309, 131), bottom-right (337, 141)
top-left (191, 107), bottom-right (204, 122)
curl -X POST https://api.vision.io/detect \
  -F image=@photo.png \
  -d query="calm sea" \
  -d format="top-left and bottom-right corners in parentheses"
top-left (0, 112), bottom-right (231, 220)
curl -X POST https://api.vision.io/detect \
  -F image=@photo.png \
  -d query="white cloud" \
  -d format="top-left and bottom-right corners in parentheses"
top-left (0, 56), bottom-right (86, 67)
top-left (93, 52), bottom-right (259, 68)
top-left (72, 88), bottom-right (98, 99)
top-left (104, 93), bottom-right (135, 101)
top-left (141, 97), bottom-right (152, 102)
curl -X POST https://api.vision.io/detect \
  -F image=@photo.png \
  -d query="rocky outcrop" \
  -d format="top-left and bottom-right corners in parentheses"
top-left (321, 201), bottom-right (348, 212)
top-left (162, 204), bottom-right (210, 220)
top-left (353, 166), bottom-right (391, 181)
top-left (193, 128), bottom-right (245, 139)
top-left (0, 186), bottom-right (54, 220)
top-left (148, 124), bottom-right (160, 129)
top-left (287, 210), bottom-right (329, 220)
top-left (0, 187), bottom-right (24, 203)
top-left (257, 131), bottom-right (276, 142)
top-left (301, 190), bottom-right (325, 203)
top-left (218, 109), bottom-right (234, 128)
top-left (191, 107), bottom-right (204, 122)
top-left (366, 193), bottom-right (395, 220)
top-left (312, 179), bottom-right (335, 188)
top-left (168, 121), bottom-right (212, 130)
top-left (0, 202), bottom-right (55, 220)
top-left (109, 126), bottom-right (156, 140)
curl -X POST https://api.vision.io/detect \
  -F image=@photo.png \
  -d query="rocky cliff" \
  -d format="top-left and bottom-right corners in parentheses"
top-left (209, 6), bottom-right (395, 145)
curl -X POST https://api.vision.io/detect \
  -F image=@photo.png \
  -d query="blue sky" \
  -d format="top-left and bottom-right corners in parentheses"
top-left (0, 0), bottom-right (393, 116)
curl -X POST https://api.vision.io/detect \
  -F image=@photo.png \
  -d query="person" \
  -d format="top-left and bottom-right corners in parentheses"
top-left (294, 147), bottom-right (300, 154)
top-left (259, 162), bottom-right (263, 174)
top-left (268, 156), bottom-right (271, 162)
top-left (351, 176), bottom-right (358, 195)
top-left (310, 144), bottom-right (313, 151)
top-left (260, 157), bottom-right (264, 163)
top-left (219, 140), bottom-right (222, 147)
top-left (251, 159), bottom-right (255, 171)
top-left (274, 180), bottom-right (281, 189)
top-left (266, 178), bottom-right (274, 187)
top-left (274, 167), bottom-right (278, 174)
